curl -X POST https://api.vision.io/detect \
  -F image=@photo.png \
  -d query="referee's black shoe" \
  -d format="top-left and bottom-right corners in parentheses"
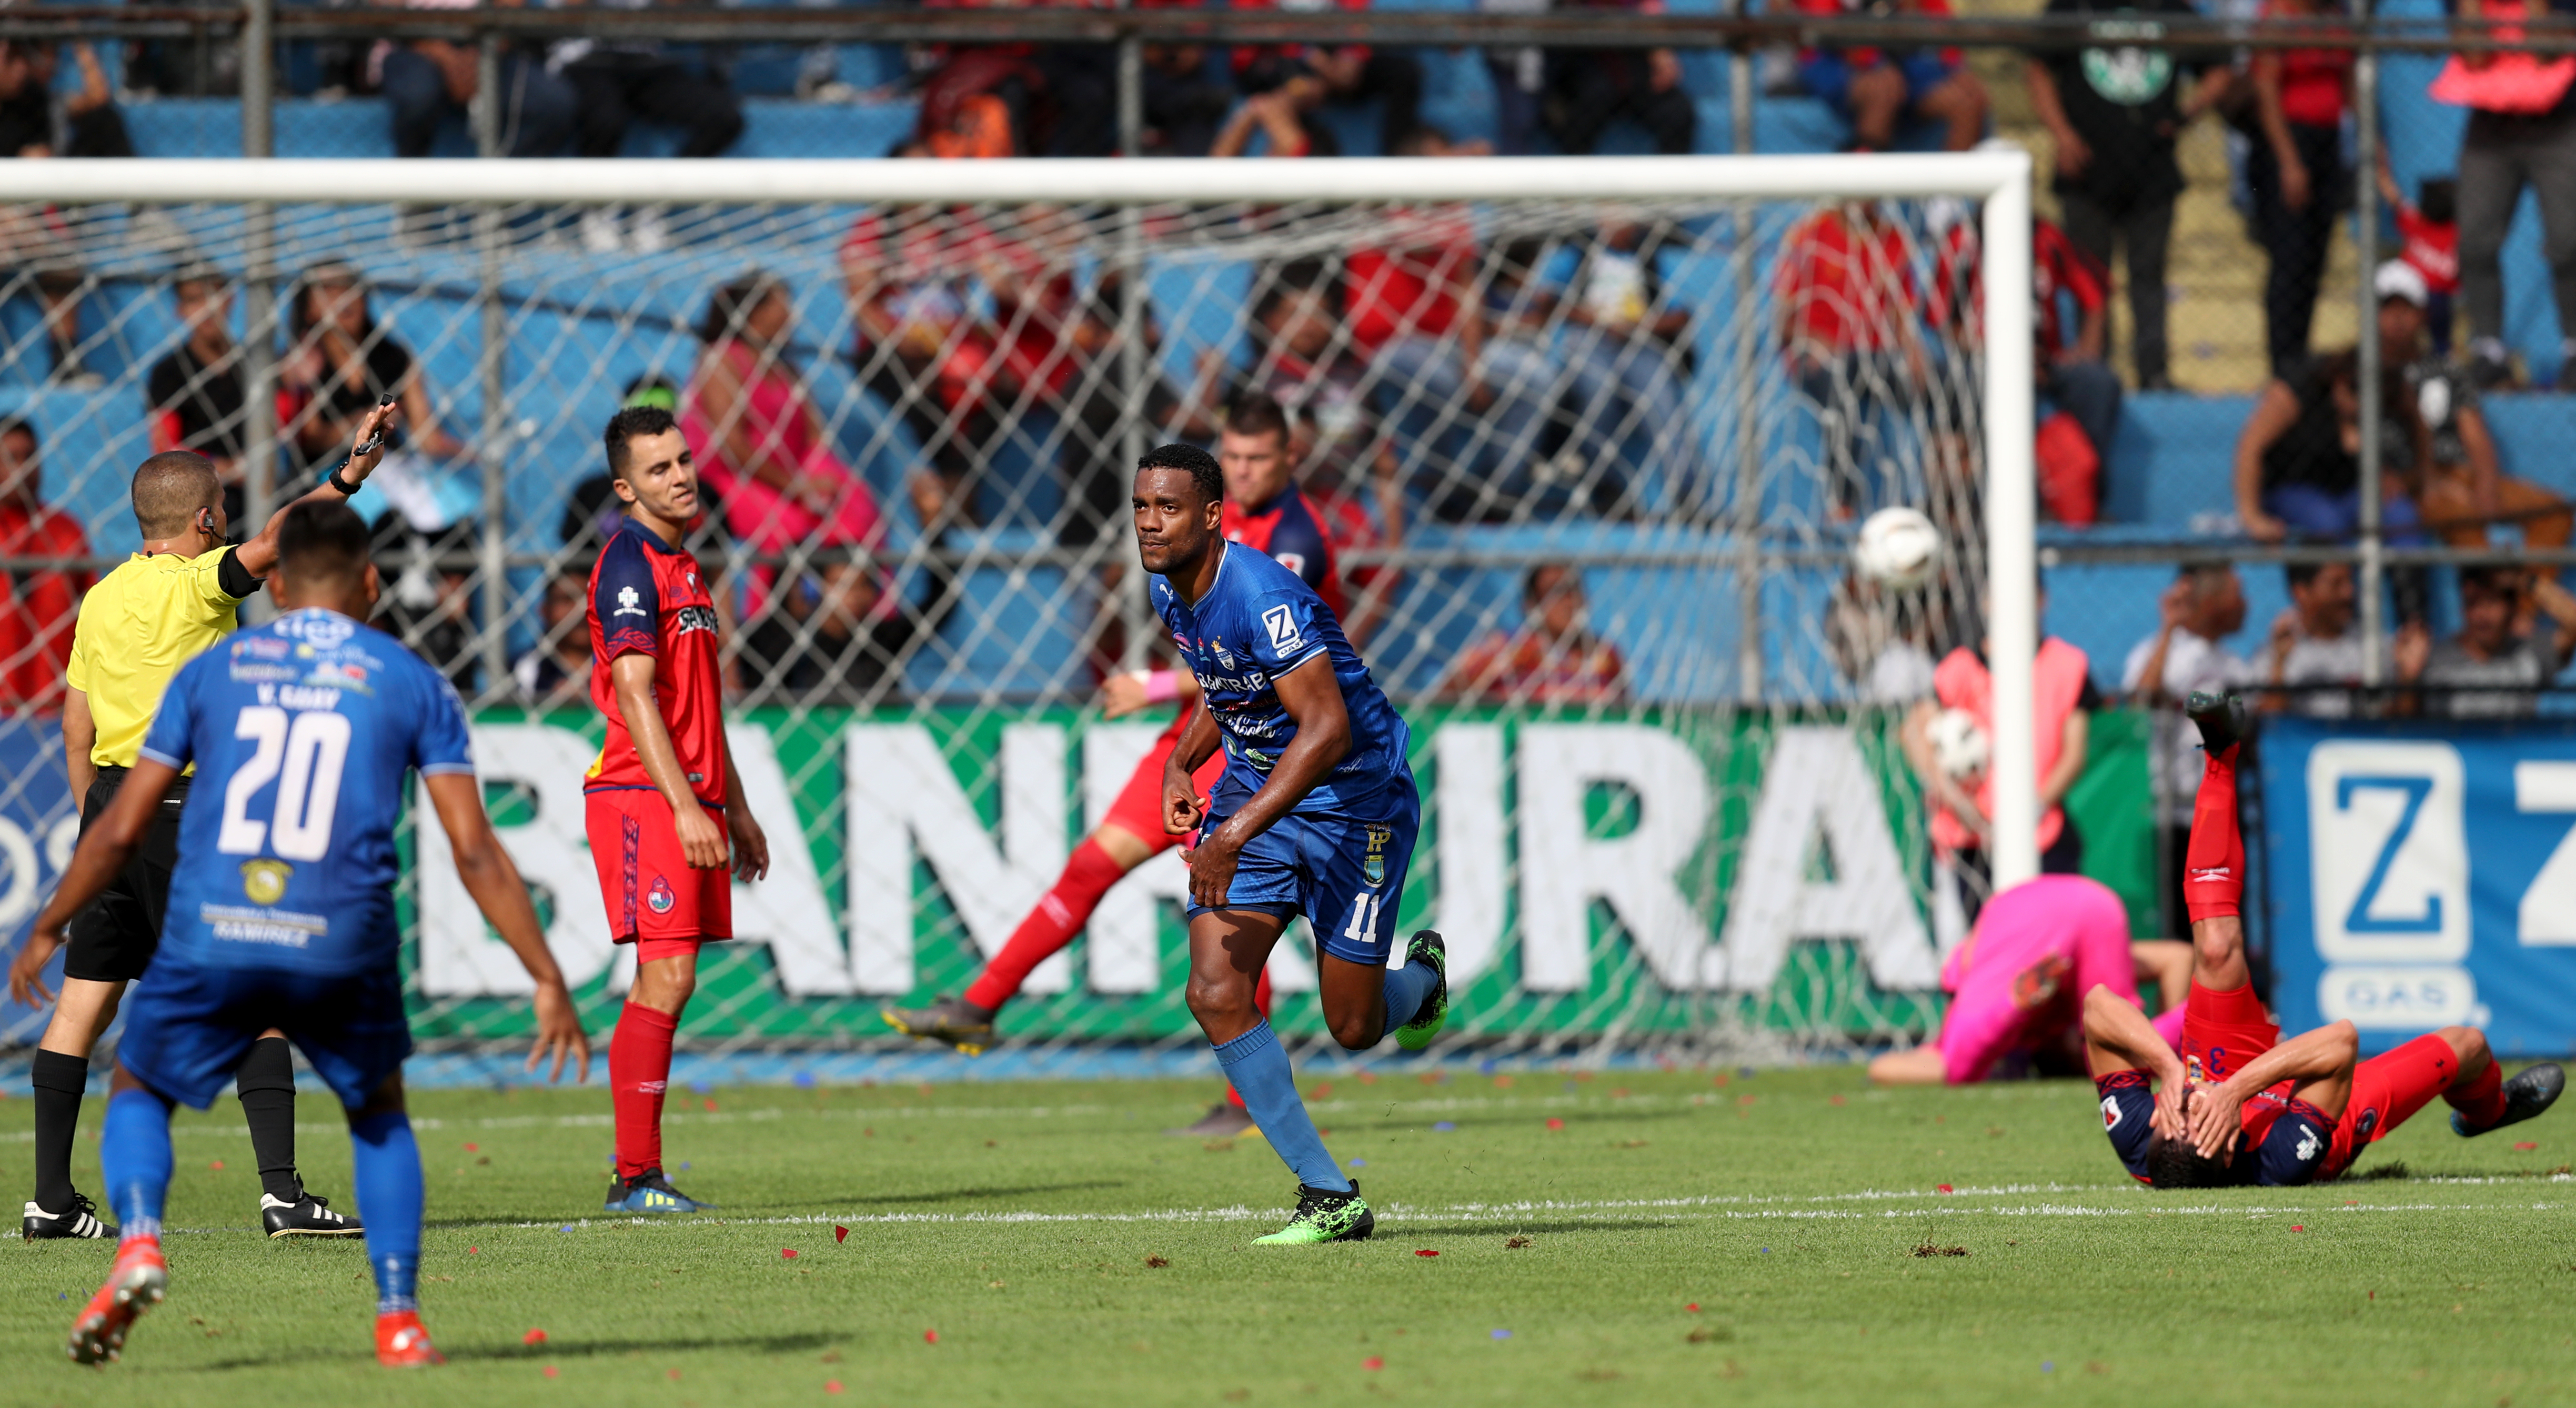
top-left (23, 1192), bottom-right (114, 1240)
top-left (262, 1190), bottom-right (363, 1239)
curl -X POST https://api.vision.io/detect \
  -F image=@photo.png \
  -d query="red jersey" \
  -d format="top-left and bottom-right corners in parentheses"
top-left (2397, 204), bottom-right (2460, 295)
top-left (1346, 207), bottom-right (1478, 351)
top-left (0, 499), bottom-right (87, 708)
top-left (1776, 208), bottom-right (1916, 359)
top-left (586, 517), bottom-right (728, 807)
top-left (1927, 218), bottom-right (2106, 359)
top-left (1222, 486), bottom-right (1346, 620)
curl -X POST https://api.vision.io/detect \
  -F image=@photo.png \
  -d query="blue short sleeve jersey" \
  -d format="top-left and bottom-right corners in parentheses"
top-left (1150, 541), bottom-right (1413, 817)
top-left (138, 607), bottom-right (476, 978)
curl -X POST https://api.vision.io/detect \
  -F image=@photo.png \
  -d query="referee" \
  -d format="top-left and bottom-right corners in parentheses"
top-left (8, 398), bottom-right (401, 1241)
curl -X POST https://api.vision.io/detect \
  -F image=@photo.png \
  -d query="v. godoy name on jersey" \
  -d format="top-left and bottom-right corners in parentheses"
top-left (586, 517), bottom-right (728, 806)
top-left (137, 608), bottom-right (478, 977)
top-left (1150, 540), bottom-right (1412, 817)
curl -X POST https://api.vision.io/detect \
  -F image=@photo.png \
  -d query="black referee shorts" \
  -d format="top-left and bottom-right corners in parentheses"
top-left (62, 766), bottom-right (192, 984)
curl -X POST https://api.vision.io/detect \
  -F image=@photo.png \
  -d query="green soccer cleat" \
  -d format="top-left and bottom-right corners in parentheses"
top-left (1393, 929), bottom-right (1448, 1053)
top-left (1253, 1182), bottom-right (1374, 1245)
top-left (881, 995), bottom-right (997, 1056)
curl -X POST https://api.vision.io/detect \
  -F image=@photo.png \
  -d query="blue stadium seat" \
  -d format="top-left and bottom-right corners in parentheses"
top-left (906, 525), bottom-right (1090, 702)
top-left (115, 96), bottom-right (922, 160)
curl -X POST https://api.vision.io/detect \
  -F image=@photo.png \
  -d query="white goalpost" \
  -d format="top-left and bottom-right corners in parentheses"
top-left (0, 151), bottom-right (2037, 1053)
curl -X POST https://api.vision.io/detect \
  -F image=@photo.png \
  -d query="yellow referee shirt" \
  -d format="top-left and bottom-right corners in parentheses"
top-left (65, 546), bottom-right (257, 769)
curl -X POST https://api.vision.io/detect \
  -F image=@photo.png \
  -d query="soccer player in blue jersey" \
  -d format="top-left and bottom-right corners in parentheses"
top-left (1135, 442), bottom-right (1448, 1245)
top-left (25, 501), bottom-right (591, 1368)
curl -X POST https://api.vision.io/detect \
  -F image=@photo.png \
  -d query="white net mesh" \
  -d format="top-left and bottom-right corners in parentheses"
top-left (0, 173), bottom-right (2008, 1061)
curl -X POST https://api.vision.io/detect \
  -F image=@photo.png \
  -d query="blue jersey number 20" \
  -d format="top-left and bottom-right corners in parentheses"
top-left (216, 706), bottom-right (353, 862)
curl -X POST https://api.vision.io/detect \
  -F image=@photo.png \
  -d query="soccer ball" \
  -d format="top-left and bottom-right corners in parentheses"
top-left (1853, 506), bottom-right (1943, 592)
top-left (1927, 708), bottom-right (1989, 781)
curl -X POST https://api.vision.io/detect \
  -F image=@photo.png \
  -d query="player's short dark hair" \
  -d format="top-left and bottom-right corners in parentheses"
top-left (130, 450), bottom-right (221, 538)
top-left (1138, 442), bottom-right (1224, 507)
top-left (2421, 177), bottom-right (2458, 226)
top-left (605, 405), bottom-right (681, 481)
top-left (276, 499), bottom-right (371, 587)
top-left (2145, 1132), bottom-right (2253, 1190)
top-left (1222, 391), bottom-right (1291, 448)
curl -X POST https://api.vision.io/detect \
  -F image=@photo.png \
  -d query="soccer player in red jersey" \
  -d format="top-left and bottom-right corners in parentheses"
top-left (882, 393), bottom-right (1361, 1136)
top-left (584, 405), bottom-right (772, 1213)
top-left (2085, 692), bottom-right (2562, 1188)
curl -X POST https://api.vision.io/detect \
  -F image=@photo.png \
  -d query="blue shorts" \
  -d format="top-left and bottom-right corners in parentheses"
top-left (1186, 790), bottom-right (1420, 966)
top-left (118, 961), bottom-right (412, 1111)
top-left (1799, 52), bottom-right (1958, 112)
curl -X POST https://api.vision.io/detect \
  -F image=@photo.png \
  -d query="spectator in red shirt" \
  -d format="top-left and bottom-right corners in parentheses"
top-left (0, 416), bottom-right (88, 709)
top-left (2378, 162), bottom-right (2460, 360)
top-left (1795, 0), bottom-right (1989, 152)
top-left (1930, 211), bottom-right (2125, 472)
top-left (1776, 202), bottom-right (1925, 516)
top-left (1442, 564), bottom-right (1629, 706)
top-left (2250, 0), bottom-right (2353, 377)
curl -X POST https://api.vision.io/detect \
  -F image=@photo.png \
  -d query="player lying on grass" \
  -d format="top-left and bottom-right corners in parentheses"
top-left (887, 396), bottom-right (1369, 1137)
top-left (24, 500), bottom-right (591, 1367)
top-left (1136, 443), bottom-right (1446, 1245)
top-left (1867, 874), bottom-right (2190, 1086)
top-left (2085, 691), bottom-right (2562, 1188)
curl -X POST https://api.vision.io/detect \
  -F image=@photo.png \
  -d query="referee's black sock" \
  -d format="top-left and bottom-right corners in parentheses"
top-left (236, 1036), bottom-right (304, 1204)
top-left (30, 1049), bottom-right (90, 1214)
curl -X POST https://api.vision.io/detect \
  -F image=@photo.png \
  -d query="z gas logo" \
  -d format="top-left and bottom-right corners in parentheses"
top-left (2307, 741), bottom-right (2475, 1030)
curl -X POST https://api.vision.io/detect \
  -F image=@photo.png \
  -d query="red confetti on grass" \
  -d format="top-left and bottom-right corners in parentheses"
top-left (1936, 1184), bottom-right (1954, 1194)
top-left (782, 1249), bottom-right (799, 1259)
top-left (1686, 1303), bottom-right (1700, 1313)
top-left (542, 1366), bottom-right (558, 1379)
top-left (702, 1098), bottom-right (719, 1112)
top-left (834, 1225), bottom-right (849, 1243)
top-left (1830, 1094), bottom-right (1847, 1106)
top-left (667, 1369), bottom-right (682, 1381)
top-left (209, 1160), bottom-right (224, 1171)
top-left (826, 1382), bottom-right (844, 1395)
top-left (1363, 1357), bottom-right (1384, 1371)
top-left (524, 1329), bottom-right (548, 1345)
top-left (924, 1330), bottom-right (939, 1344)
top-left (468, 1246), bottom-right (479, 1254)
top-left (1414, 1249), bottom-right (1440, 1258)
top-left (1545, 1118), bottom-right (1565, 1131)
top-left (464, 1143), bottom-right (479, 1152)
top-left (2291, 1226), bottom-right (2305, 1232)
top-left (2517, 1141), bottom-right (2540, 1151)
top-left (1313, 1082), bottom-right (1335, 1099)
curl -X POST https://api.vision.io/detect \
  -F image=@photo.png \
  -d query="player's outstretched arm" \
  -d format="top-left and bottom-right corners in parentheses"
top-left (1183, 656), bottom-right (1350, 912)
top-left (424, 773), bottom-right (592, 1084)
top-left (12, 759), bottom-right (179, 1007)
top-left (609, 652), bottom-right (727, 871)
top-left (235, 398), bottom-right (400, 579)
top-left (2185, 1019), bottom-right (2358, 1159)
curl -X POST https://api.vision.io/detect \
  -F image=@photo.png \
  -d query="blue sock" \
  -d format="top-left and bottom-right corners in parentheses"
top-left (1381, 961), bottom-right (1437, 1035)
top-left (349, 1111), bottom-right (422, 1315)
top-left (1213, 1021), bottom-right (1351, 1193)
top-left (100, 1088), bottom-right (173, 1243)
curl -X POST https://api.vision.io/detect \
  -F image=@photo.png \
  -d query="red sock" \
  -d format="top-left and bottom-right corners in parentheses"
top-left (1224, 972), bottom-right (1280, 1110)
top-left (964, 840), bottom-right (1132, 1013)
top-left (2447, 1060), bottom-right (2507, 1130)
top-left (610, 1002), bottom-right (679, 1180)
top-left (2183, 743), bottom-right (2245, 924)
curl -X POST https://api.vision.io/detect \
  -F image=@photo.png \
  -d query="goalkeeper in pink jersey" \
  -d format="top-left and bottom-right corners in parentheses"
top-left (1869, 874), bottom-right (2190, 1085)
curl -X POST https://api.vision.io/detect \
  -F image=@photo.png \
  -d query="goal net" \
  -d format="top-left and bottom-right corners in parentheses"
top-left (0, 155), bottom-right (2035, 1068)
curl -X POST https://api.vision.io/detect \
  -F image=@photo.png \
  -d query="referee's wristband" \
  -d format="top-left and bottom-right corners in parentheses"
top-left (326, 463), bottom-right (362, 497)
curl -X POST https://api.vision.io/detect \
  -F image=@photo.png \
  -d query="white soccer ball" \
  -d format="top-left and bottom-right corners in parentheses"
top-left (1854, 506), bottom-right (1944, 592)
top-left (1927, 708), bottom-right (1990, 781)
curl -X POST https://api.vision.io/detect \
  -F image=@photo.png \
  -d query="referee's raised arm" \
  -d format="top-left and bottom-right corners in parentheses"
top-left (233, 397), bottom-right (401, 579)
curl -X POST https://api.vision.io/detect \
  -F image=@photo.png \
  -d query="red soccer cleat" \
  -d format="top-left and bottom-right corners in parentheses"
top-left (67, 1236), bottom-right (167, 1365)
top-left (376, 1310), bottom-right (445, 1367)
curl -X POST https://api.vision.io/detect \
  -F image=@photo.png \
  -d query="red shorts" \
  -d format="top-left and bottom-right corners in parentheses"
top-left (585, 788), bottom-right (733, 946)
top-left (1099, 708), bottom-right (1229, 848)
top-left (2320, 1032), bottom-right (2463, 1181)
top-left (2181, 980), bottom-right (2279, 1088)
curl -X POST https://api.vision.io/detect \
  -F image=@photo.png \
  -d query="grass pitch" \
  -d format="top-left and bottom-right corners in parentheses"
top-left (2, 1064), bottom-right (2572, 1407)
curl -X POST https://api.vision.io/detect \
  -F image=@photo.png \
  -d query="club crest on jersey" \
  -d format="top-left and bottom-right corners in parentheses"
top-left (615, 585), bottom-right (649, 619)
top-left (239, 860), bottom-right (291, 906)
top-left (1213, 640), bottom-right (1237, 670)
top-left (648, 877), bottom-right (677, 915)
top-left (2101, 1095), bottom-right (2122, 1131)
top-left (1362, 824), bottom-right (1393, 886)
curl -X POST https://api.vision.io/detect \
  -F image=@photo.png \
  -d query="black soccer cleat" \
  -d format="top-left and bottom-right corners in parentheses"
top-left (23, 1192), bottom-right (114, 1241)
top-left (881, 994), bottom-right (997, 1056)
top-left (263, 1191), bottom-right (364, 1239)
top-left (2186, 691), bottom-right (2248, 757)
top-left (2455, 1062), bottom-right (2566, 1138)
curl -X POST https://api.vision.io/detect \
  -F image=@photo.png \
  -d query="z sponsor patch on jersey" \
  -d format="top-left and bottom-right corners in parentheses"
top-left (1262, 604), bottom-right (1304, 657)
